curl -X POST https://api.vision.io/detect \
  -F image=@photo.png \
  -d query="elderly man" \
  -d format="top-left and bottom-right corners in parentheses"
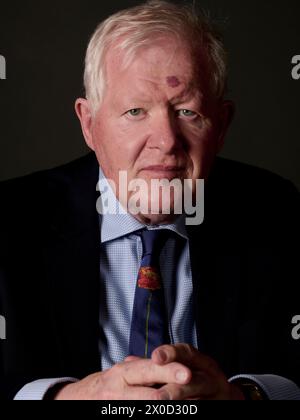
top-left (0, 0), bottom-right (299, 400)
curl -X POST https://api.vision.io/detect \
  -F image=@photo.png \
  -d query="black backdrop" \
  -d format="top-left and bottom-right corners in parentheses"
top-left (0, 0), bottom-right (299, 188)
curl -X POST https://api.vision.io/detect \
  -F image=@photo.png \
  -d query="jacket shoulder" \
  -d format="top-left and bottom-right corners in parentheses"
top-left (213, 157), bottom-right (298, 189)
top-left (0, 152), bottom-right (97, 192)
top-left (0, 153), bottom-right (98, 235)
top-left (205, 157), bottom-right (299, 239)
top-left (211, 157), bottom-right (299, 200)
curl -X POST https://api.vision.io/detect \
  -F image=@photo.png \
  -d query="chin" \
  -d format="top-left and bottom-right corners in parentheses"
top-left (126, 181), bottom-right (184, 223)
top-left (134, 212), bottom-right (179, 226)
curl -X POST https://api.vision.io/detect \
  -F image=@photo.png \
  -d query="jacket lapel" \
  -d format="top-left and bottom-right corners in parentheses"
top-left (187, 160), bottom-right (243, 377)
top-left (43, 153), bottom-right (102, 377)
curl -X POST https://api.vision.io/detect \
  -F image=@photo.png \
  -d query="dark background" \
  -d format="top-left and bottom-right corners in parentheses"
top-left (0, 0), bottom-right (299, 188)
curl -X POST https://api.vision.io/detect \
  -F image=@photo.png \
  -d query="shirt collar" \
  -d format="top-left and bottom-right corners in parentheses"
top-left (98, 167), bottom-right (188, 244)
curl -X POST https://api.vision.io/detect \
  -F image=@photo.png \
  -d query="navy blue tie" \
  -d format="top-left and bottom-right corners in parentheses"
top-left (129, 229), bottom-right (170, 358)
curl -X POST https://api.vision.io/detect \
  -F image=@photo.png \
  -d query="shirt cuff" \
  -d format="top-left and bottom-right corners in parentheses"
top-left (229, 374), bottom-right (300, 400)
top-left (14, 377), bottom-right (78, 400)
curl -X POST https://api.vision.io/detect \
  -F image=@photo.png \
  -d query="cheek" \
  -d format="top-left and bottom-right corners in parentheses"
top-left (92, 119), bottom-right (146, 173)
top-left (183, 125), bottom-right (219, 178)
top-left (114, 121), bottom-right (150, 162)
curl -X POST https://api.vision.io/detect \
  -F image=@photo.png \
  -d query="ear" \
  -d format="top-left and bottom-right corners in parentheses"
top-left (216, 100), bottom-right (235, 153)
top-left (75, 98), bottom-right (95, 151)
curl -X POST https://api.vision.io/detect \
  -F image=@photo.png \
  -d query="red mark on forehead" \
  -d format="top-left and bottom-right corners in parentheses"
top-left (166, 76), bottom-right (181, 88)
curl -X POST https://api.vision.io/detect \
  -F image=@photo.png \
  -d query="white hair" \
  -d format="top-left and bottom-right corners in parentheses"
top-left (84, 0), bottom-right (228, 115)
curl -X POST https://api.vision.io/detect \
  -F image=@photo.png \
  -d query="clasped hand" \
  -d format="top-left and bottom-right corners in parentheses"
top-left (55, 344), bottom-right (244, 400)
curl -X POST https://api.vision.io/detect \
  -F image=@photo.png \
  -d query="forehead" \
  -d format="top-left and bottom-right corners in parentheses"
top-left (105, 38), bottom-right (198, 93)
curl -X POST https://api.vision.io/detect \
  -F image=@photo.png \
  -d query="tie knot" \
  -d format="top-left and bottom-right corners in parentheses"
top-left (141, 229), bottom-right (170, 260)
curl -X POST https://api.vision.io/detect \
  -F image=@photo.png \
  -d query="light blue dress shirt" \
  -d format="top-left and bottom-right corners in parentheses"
top-left (14, 168), bottom-right (300, 400)
top-left (98, 167), bottom-right (197, 370)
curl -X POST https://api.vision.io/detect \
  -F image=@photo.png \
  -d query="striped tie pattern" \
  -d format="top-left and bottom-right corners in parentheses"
top-left (129, 229), bottom-right (170, 358)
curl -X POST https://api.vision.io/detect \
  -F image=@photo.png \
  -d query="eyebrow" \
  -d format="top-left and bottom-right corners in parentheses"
top-left (121, 85), bottom-right (198, 107)
top-left (122, 96), bottom-right (153, 106)
top-left (169, 88), bottom-right (197, 104)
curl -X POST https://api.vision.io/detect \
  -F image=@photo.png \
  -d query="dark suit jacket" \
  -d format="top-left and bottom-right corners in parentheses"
top-left (0, 153), bottom-right (299, 400)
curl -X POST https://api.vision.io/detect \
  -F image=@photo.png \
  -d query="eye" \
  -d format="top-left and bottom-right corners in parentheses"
top-left (176, 109), bottom-right (197, 119)
top-left (126, 108), bottom-right (145, 118)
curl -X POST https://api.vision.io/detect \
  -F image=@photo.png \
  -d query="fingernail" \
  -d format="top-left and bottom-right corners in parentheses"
top-left (159, 391), bottom-right (171, 400)
top-left (175, 370), bottom-right (188, 383)
top-left (157, 349), bottom-right (167, 363)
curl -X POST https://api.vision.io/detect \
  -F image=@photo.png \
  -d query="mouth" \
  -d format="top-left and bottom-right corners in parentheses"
top-left (140, 166), bottom-right (185, 181)
top-left (141, 165), bottom-right (184, 174)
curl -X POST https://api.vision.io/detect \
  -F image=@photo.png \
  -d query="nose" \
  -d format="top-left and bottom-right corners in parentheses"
top-left (149, 111), bottom-right (181, 154)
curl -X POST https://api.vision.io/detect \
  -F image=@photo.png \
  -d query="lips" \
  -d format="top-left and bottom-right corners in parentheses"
top-left (141, 165), bottom-right (184, 172)
top-left (139, 166), bottom-right (185, 181)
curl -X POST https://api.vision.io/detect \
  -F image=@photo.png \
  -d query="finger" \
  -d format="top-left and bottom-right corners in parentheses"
top-left (124, 355), bottom-right (157, 388)
top-left (152, 344), bottom-right (219, 374)
top-left (119, 358), bottom-right (192, 386)
top-left (124, 356), bottom-right (141, 362)
top-left (158, 371), bottom-right (218, 400)
top-left (113, 385), bottom-right (171, 401)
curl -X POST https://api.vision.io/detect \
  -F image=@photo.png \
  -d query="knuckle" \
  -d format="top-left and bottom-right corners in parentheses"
top-left (183, 343), bottom-right (194, 353)
top-left (161, 344), bottom-right (177, 360)
top-left (141, 359), bottom-right (153, 375)
top-left (178, 343), bottom-right (194, 357)
top-left (111, 362), bottom-right (124, 374)
top-left (110, 362), bottom-right (129, 384)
